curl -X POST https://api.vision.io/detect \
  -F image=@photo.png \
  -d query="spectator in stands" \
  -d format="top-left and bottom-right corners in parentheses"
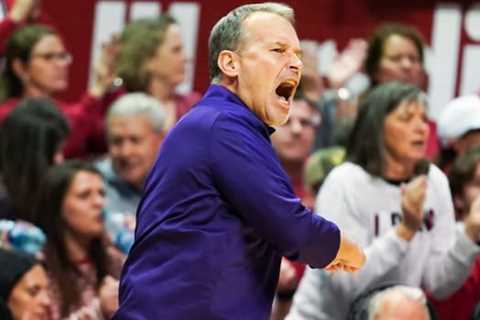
top-left (367, 286), bottom-right (431, 320)
top-left (0, 248), bottom-right (52, 320)
top-left (271, 96), bottom-right (320, 208)
top-left (429, 147), bottom-right (480, 320)
top-left (36, 160), bottom-right (123, 319)
top-left (0, 24), bottom-right (114, 158)
top-left (116, 14), bottom-right (200, 129)
top-left (0, 97), bottom-right (69, 222)
top-left (288, 81), bottom-right (480, 320)
top-left (97, 92), bottom-right (167, 216)
top-left (364, 23), bottom-right (438, 159)
top-left (437, 95), bottom-right (480, 172)
top-left (365, 24), bottom-right (426, 89)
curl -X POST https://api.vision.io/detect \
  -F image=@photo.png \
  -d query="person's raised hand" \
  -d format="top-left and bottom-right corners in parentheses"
top-left (90, 34), bottom-right (120, 98)
top-left (397, 175), bottom-right (427, 241)
top-left (9, 0), bottom-right (40, 23)
top-left (326, 39), bottom-right (367, 89)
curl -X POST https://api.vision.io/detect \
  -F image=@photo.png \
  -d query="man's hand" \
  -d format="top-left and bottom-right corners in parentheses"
top-left (397, 175), bottom-right (427, 241)
top-left (325, 232), bottom-right (365, 273)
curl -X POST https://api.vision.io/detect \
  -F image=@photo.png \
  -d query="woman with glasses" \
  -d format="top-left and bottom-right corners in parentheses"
top-left (0, 24), bottom-right (113, 158)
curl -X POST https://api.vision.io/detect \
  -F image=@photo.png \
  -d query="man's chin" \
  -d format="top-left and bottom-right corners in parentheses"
top-left (265, 114), bottom-right (289, 127)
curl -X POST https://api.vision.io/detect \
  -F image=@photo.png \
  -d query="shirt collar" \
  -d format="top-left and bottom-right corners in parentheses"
top-left (204, 84), bottom-right (276, 136)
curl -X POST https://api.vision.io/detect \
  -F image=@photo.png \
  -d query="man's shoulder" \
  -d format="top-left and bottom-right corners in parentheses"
top-left (178, 97), bottom-right (252, 135)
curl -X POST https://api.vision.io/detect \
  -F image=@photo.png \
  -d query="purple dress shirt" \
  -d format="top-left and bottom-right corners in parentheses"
top-left (114, 84), bottom-right (340, 319)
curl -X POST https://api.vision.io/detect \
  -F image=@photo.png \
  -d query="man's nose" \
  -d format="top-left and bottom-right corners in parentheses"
top-left (289, 52), bottom-right (303, 73)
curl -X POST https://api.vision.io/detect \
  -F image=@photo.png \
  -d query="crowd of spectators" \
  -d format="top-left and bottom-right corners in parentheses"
top-left (0, 0), bottom-right (479, 319)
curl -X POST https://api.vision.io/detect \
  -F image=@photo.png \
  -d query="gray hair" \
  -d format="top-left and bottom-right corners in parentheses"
top-left (208, 2), bottom-right (294, 82)
top-left (368, 286), bottom-right (430, 320)
top-left (106, 93), bottom-right (167, 133)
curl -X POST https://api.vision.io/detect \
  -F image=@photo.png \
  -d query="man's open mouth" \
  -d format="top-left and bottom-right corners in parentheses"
top-left (275, 80), bottom-right (297, 103)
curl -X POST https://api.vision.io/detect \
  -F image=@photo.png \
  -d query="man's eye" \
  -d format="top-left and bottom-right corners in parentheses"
top-left (272, 48), bottom-right (284, 53)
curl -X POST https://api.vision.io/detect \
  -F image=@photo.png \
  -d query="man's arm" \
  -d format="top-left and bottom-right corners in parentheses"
top-left (209, 113), bottom-right (363, 269)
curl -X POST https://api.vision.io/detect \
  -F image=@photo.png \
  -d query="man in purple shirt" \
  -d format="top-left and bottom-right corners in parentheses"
top-left (114, 3), bottom-right (365, 319)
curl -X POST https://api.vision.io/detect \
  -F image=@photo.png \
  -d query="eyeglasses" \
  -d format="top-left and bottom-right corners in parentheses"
top-left (31, 51), bottom-right (73, 63)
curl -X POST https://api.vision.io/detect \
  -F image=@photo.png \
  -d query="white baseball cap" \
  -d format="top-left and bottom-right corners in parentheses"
top-left (437, 95), bottom-right (480, 146)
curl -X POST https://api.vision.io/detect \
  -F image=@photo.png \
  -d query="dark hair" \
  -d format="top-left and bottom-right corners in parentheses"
top-left (0, 248), bottom-right (39, 320)
top-left (0, 98), bottom-right (69, 222)
top-left (365, 23), bottom-right (424, 86)
top-left (449, 147), bottom-right (480, 213)
top-left (116, 14), bottom-right (177, 92)
top-left (347, 81), bottom-right (427, 177)
top-left (0, 25), bottom-right (56, 101)
top-left (36, 160), bottom-right (108, 317)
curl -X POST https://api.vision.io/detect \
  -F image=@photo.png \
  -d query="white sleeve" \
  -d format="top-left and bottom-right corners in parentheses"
top-left (314, 167), bottom-right (409, 298)
top-left (421, 168), bottom-right (480, 298)
top-left (286, 267), bottom-right (336, 320)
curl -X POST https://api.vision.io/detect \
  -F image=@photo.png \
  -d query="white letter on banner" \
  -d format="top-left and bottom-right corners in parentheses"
top-left (460, 3), bottom-right (480, 95)
top-left (428, 3), bottom-right (462, 120)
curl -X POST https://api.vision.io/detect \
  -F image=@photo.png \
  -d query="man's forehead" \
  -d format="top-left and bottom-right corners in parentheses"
top-left (240, 12), bottom-right (300, 46)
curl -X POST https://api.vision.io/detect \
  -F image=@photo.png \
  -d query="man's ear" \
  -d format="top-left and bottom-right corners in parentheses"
top-left (217, 50), bottom-right (239, 78)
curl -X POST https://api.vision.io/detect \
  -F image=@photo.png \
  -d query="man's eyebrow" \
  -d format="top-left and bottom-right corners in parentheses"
top-left (273, 41), bottom-right (303, 57)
